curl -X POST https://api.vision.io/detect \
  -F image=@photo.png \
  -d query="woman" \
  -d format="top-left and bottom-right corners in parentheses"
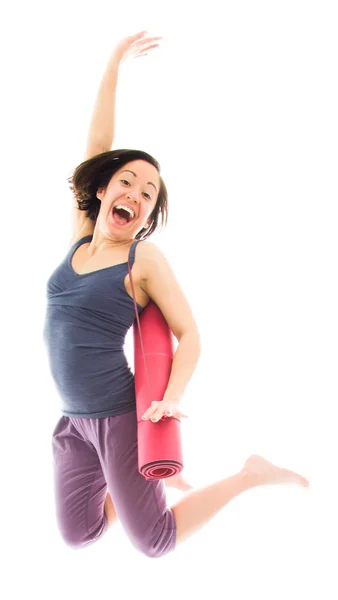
top-left (43, 31), bottom-right (310, 558)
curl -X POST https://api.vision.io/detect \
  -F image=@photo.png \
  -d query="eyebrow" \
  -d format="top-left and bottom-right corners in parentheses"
top-left (120, 170), bottom-right (158, 194)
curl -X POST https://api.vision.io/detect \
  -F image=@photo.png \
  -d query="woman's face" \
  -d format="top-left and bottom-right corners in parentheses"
top-left (96, 160), bottom-right (160, 239)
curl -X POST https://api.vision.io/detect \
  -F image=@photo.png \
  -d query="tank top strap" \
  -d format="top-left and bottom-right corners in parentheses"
top-left (68, 235), bottom-right (93, 259)
top-left (70, 235), bottom-right (93, 253)
top-left (128, 239), bottom-right (143, 269)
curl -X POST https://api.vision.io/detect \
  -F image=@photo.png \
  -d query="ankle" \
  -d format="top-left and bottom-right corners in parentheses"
top-left (240, 467), bottom-right (265, 489)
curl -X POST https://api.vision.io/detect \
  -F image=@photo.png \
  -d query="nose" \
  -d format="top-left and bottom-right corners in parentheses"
top-left (126, 191), bottom-right (140, 203)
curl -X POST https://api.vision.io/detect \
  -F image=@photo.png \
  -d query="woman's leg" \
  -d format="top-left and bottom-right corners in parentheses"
top-left (95, 411), bottom-right (177, 558)
top-left (171, 454), bottom-right (310, 545)
top-left (97, 412), bottom-right (309, 556)
top-left (52, 417), bottom-right (109, 548)
top-left (104, 470), bottom-right (193, 529)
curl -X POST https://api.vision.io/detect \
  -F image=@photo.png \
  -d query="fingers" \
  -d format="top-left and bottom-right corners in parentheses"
top-left (116, 32), bottom-right (162, 64)
top-left (130, 41), bottom-right (162, 60)
top-left (128, 31), bottom-right (148, 41)
top-left (128, 34), bottom-right (163, 55)
top-left (154, 411), bottom-right (188, 423)
top-left (142, 401), bottom-right (188, 423)
top-left (127, 30), bottom-right (162, 42)
top-left (134, 43), bottom-right (161, 55)
top-left (132, 36), bottom-right (163, 47)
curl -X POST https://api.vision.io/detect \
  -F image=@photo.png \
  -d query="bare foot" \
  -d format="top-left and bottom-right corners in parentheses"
top-left (165, 472), bottom-right (193, 492)
top-left (242, 454), bottom-right (310, 488)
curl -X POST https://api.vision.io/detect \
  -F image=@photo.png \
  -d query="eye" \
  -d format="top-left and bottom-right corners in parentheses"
top-left (121, 179), bottom-right (152, 200)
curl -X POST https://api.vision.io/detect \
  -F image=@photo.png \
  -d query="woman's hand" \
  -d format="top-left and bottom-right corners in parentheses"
top-left (142, 400), bottom-right (188, 423)
top-left (111, 31), bottom-right (162, 65)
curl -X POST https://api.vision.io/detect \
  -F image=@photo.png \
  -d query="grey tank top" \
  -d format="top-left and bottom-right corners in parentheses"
top-left (43, 235), bottom-right (144, 418)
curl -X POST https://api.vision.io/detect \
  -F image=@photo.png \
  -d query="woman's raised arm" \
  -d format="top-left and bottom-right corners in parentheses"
top-left (84, 31), bottom-right (162, 155)
top-left (71, 32), bottom-right (162, 244)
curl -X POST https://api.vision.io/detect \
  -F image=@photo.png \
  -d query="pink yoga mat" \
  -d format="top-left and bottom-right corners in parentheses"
top-left (133, 300), bottom-right (184, 480)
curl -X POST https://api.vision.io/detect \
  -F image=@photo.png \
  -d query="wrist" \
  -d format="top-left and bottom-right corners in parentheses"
top-left (162, 393), bottom-right (182, 405)
top-left (106, 53), bottom-right (122, 74)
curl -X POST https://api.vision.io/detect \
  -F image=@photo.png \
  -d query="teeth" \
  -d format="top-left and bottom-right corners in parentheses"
top-left (114, 205), bottom-right (135, 219)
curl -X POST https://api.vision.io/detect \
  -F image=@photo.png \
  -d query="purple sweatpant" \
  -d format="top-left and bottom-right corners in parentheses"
top-left (52, 409), bottom-right (177, 558)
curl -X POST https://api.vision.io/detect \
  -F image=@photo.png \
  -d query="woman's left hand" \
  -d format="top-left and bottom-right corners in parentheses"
top-left (142, 400), bottom-right (188, 423)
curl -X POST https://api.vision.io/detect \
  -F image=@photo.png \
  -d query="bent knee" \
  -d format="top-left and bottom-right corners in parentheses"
top-left (130, 511), bottom-right (177, 559)
top-left (59, 527), bottom-right (92, 549)
top-left (62, 533), bottom-right (84, 550)
top-left (136, 536), bottom-right (176, 559)
top-left (58, 519), bottom-right (107, 550)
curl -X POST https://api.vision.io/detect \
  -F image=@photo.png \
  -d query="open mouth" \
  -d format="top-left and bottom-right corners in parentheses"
top-left (112, 206), bottom-right (135, 226)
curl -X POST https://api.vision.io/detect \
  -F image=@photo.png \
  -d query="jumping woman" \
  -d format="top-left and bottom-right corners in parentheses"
top-left (43, 31), bottom-right (310, 558)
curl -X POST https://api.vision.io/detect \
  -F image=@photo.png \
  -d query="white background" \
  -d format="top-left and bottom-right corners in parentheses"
top-left (1, 1), bottom-right (337, 599)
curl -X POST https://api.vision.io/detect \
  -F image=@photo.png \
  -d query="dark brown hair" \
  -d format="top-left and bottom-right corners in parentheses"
top-left (67, 149), bottom-right (168, 240)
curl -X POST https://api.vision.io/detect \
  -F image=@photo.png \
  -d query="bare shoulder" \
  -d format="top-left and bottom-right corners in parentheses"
top-left (135, 239), bottom-right (173, 284)
top-left (136, 239), bottom-right (166, 267)
top-left (136, 240), bottom-right (199, 342)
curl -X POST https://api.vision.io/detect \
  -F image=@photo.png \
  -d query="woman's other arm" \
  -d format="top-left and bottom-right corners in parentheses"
top-left (139, 242), bottom-right (201, 422)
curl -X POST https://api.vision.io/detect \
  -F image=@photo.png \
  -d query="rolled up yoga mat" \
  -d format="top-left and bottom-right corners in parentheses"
top-left (128, 256), bottom-right (184, 480)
